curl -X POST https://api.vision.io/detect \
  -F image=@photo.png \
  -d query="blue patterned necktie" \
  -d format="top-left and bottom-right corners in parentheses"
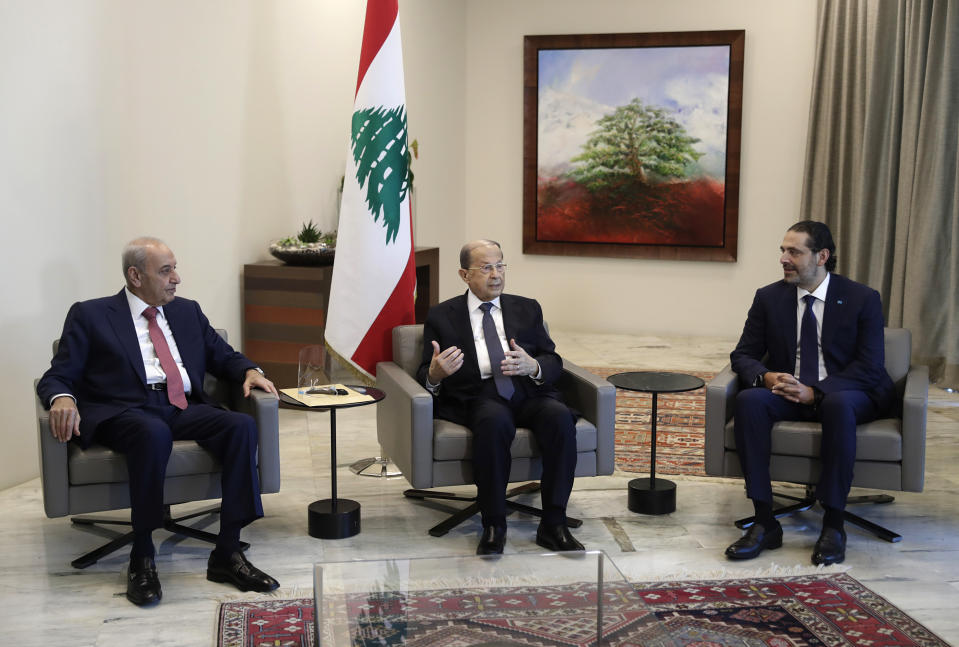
top-left (799, 294), bottom-right (819, 385)
top-left (479, 302), bottom-right (514, 400)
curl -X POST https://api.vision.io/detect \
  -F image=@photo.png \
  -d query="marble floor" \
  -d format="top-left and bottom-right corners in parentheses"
top-left (3, 331), bottom-right (958, 646)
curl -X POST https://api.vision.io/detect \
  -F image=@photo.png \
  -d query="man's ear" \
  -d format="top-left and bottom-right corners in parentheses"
top-left (817, 249), bottom-right (831, 267)
top-left (126, 266), bottom-right (141, 287)
top-left (458, 268), bottom-right (469, 283)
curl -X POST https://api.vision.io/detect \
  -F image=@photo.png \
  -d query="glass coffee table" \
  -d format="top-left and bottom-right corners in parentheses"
top-left (313, 551), bottom-right (642, 646)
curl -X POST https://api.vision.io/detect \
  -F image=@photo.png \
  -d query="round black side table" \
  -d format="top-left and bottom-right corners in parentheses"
top-left (607, 371), bottom-right (704, 515)
top-left (279, 386), bottom-right (385, 539)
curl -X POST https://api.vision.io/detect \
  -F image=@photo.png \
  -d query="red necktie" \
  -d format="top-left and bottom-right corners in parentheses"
top-left (142, 306), bottom-right (188, 409)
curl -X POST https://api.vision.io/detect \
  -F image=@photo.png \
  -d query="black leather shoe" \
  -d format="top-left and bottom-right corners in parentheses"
top-left (725, 522), bottom-right (783, 560)
top-left (207, 551), bottom-right (279, 593)
top-left (812, 527), bottom-right (846, 565)
top-left (476, 526), bottom-right (506, 555)
top-left (127, 557), bottom-right (162, 606)
top-left (535, 523), bottom-right (585, 552)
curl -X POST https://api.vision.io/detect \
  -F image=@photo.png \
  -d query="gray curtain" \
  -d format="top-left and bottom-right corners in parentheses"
top-left (801, 0), bottom-right (958, 388)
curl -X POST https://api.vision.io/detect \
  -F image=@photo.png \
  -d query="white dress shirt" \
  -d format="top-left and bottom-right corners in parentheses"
top-left (794, 272), bottom-right (830, 382)
top-left (125, 288), bottom-right (193, 394)
top-left (467, 292), bottom-right (508, 380)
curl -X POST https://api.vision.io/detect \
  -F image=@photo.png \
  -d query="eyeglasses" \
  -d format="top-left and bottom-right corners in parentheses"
top-left (466, 263), bottom-right (508, 275)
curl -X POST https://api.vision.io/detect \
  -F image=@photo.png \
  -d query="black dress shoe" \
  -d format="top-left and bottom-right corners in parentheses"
top-left (207, 551), bottom-right (280, 593)
top-left (535, 523), bottom-right (585, 552)
top-left (812, 527), bottom-right (846, 565)
top-left (127, 556), bottom-right (162, 606)
top-left (725, 522), bottom-right (783, 560)
top-left (477, 526), bottom-right (506, 555)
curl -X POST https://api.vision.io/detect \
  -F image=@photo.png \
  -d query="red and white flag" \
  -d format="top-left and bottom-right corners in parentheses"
top-left (325, 0), bottom-right (416, 380)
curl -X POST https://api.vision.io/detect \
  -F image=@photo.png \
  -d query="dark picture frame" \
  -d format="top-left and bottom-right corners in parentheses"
top-left (523, 30), bottom-right (744, 262)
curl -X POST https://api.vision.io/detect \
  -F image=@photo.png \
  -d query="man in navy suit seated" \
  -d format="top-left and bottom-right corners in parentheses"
top-left (418, 239), bottom-right (582, 555)
top-left (37, 237), bottom-right (281, 606)
top-left (725, 221), bottom-right (894, 565)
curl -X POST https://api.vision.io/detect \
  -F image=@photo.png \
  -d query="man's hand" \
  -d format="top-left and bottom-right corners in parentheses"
top-left (768, 372), bottom-right (816, 405)
top-left (243, 369), bottom-right (278, 398)
top-left (502, 339), bottom-right (540, 378)
top-left (428, 340), bottom-right (463, 383)
top-left (49, 396), bottom-right (81, 443)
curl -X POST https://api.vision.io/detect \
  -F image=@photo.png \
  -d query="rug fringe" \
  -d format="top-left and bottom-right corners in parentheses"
top-left (213, 584), bottom-right (313, 605)
top-left (632, 561), bottom-right (850, 584)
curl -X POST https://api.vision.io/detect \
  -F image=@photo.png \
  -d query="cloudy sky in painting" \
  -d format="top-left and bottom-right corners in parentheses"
top-left (537, 46), bottom-right (730, 179)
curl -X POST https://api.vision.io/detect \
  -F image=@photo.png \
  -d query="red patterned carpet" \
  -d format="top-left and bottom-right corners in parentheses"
top-left (586, 367), bottom-right (713, 477)
top-left (215, 572), bottom-right (948, 647)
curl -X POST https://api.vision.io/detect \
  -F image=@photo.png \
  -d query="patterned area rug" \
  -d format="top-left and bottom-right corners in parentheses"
top-left (215, 572), bottom-right (948, 647)
top-left (586, 367), bottom-right (714, 476)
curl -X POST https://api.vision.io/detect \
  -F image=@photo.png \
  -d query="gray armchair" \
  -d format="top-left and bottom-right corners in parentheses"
top-left (36, 330), bottom-right (280, 568)
top-left (375, 324), bottom-right (616, 536)
top-left (705, 327), bottom-right (928, 542)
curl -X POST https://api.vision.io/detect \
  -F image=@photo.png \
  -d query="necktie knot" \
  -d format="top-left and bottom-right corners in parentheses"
top-left (803, 294), bottom-right (816, 308)
top-left (480, 302), bottom-right (493, 314)
top-left (142, 306), bottom-right (158, 321)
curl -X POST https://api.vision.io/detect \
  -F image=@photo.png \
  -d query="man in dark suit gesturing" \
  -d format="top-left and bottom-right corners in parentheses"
top-left (418, 239), bottom-right (582, 555)
top-left (725, 221), bottom-right (894, 565)
top-left (37, 237), bottom-right (281, 606)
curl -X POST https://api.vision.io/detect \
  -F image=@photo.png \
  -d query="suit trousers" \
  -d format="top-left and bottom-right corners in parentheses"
top-left (734, 387), bottom-right (882, 510)
top-left (467, 379), bottom-right (577, 528)
top-left (94, 390), bottom-right (264, 536)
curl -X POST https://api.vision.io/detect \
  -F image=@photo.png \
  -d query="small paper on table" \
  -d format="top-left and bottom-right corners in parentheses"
top-left (279, 384), bottom-right (374, 407)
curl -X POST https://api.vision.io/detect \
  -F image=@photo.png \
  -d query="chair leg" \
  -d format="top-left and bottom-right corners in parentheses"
top-left (733, 487), bottom-right (902, 542)
top-left (404, 481), bottom-right (582, 536)
top-left (69, 504), bottom-right (249, 569)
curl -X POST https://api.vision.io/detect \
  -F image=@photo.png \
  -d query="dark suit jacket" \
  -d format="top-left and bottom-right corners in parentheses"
top-left (416, 292), bottom-right (565, 425)
top-left (37, 289), bottom-right (256, 448)
top-left (730, 273), bottom-right (895, 407)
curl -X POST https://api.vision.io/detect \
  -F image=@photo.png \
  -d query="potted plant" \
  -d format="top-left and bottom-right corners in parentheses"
top-left (269, 221), bottom-right (337, 266)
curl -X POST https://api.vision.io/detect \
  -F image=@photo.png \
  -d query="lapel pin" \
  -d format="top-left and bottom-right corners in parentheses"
top-left (837, 299), bottom-right (843, 304)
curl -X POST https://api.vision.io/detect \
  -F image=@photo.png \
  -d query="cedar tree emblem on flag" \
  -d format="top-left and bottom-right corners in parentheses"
top-left (351, 105), bottom-right (410, 244)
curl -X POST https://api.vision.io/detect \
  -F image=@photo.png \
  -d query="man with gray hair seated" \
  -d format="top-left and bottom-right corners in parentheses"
top-left (418, 239), bottom-right (583, 555)
top-left (37, 237), bottom-right (280, 606)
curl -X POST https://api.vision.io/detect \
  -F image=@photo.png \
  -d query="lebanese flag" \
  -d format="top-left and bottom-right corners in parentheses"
top-left (325, 0), bottom-right (416, 380)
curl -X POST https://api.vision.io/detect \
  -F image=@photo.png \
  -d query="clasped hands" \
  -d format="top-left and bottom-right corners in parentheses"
top-left (47, 369), bottom-right (279, 444)
top-left (429, 339), bottom-right (538, 384)
top-left (762, 371), bottom-right (816, 405)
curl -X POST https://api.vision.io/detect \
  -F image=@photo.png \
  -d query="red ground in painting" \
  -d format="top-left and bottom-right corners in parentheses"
top-left (537, 176), bottom-right (725, 246)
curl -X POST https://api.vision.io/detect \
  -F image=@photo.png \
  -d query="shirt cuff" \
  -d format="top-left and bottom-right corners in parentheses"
top-left (530, 361), bottom-right (543, 384)
top-left (50, 393), bottom-right (76, 407)
top-left (424, 375), bottom-right (440, 394)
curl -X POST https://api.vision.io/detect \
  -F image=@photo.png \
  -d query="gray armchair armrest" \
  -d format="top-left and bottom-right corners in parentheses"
top-left (704, 364), bottom-right (739, 476)
top-left (376, 361), bottom-right (435, 489)
top-left (35, 381), bottom-right (69, 518)
top-left (900, 364), bottom-right (929, 492)
top-left (250, 389), bottom-right (281, 494)
top-left (558, 360), bottom-right (616, 475)
top-left (225, 381), bottom-right (280, 494)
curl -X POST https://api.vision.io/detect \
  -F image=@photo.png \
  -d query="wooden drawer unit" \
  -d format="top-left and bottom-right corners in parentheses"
top-left (242, 247), bottom-right (439, 387)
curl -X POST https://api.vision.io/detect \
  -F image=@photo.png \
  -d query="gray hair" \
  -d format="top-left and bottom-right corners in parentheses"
top-left (122, 237), bottom-right (166, 279)
top-left (459, 239), bottom-right (502, 269)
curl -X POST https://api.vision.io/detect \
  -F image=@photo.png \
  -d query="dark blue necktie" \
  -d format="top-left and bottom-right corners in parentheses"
top-left (799, 294), bottom-right (819, 385)
top-left (479, 302), bottom-right (514, 400)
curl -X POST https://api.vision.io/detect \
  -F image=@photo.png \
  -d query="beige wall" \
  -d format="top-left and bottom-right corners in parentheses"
top-left (0, 0), bottom-right (814, 489)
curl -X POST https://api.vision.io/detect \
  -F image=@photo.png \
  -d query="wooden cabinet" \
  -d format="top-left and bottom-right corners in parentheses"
top-left (242, 247), bottom-right (439, 387)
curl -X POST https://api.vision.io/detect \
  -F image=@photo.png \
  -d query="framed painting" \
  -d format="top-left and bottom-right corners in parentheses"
top-left (523, 30), bottom-right (744, 262)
